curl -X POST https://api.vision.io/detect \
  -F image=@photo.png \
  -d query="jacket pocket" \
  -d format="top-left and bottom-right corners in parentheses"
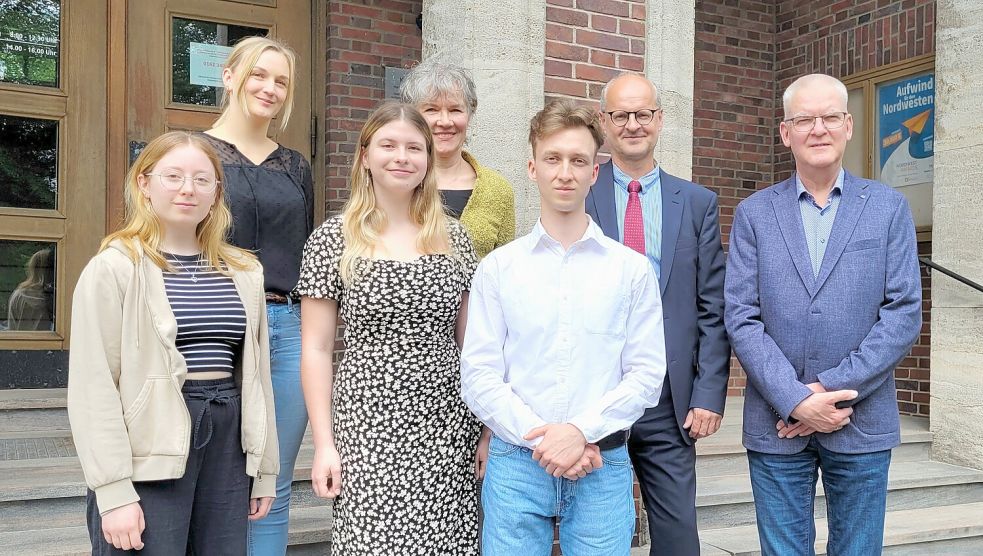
top-left (123, 377), bottom-right (188, 457)
top-left (851, 400), bottom-right (899, 435)
top-left (843, 238), bottom-right (881, 253)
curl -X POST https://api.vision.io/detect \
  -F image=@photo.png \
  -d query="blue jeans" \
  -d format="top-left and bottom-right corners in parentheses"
top-left (747, 438), bottom-right (891, 556)
top-left (247, 301), bottom-right (306, 556)
top-left (481, 436), bottom-right (635, 556)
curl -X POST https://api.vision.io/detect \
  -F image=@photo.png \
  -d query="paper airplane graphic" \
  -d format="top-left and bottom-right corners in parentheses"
top-left (903, 108), bottom-right (933, 159)
top-left (902, 109), bottom-right (931, 135)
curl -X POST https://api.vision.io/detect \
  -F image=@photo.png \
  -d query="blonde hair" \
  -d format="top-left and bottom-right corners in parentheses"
top-left (16, 248), bottom-right (54, 291)
top-left (214, 36), bottom-right (297, 133)
top-left (339, 102), bottom-right (450, 284)
top-left (101, 131), bottom-right (256, 273)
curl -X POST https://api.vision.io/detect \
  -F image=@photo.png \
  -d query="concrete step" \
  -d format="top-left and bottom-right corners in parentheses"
top-left (0, 430), bottom-right (76, 461)
top-left (0, 446), bottom-right (323, 532)
top-left (0, 388), bottom-right (69, 434)
top-left (696, 414), bottom-right (932, 477)
top-left (699, 501), bottom-right (983, 555)
top-left (696, 460), bottom-right (983, 530)
top-left (0, 503), bottom-right (332, 556)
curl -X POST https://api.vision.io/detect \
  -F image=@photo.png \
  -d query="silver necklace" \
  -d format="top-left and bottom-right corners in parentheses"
top-left (172, 254), bottom-right (202, 283)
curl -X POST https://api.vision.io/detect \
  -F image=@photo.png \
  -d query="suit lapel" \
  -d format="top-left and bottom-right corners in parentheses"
top-left (772, 177), bottom-right (818, 296)
top-left (590, 161), bottom-right (619, 240)
top-left (814, 172), bottom-right (870, 292)
top-left (659, 170), bottom-right (683, 293)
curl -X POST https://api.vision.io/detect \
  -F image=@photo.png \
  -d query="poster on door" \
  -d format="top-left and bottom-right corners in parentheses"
top-left (877, 73), bottom-right (934, 188)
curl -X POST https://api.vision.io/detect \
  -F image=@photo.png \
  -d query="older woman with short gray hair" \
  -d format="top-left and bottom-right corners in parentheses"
top-left (401, 58), bottom-right (515, 259)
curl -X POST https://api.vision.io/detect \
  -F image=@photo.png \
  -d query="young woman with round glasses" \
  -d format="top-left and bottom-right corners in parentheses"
top-left (68, 131), bottom-right (278, 555)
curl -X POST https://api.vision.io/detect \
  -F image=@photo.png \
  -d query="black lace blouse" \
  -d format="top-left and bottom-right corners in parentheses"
top-left (198, 133), bottom-right (315, 297)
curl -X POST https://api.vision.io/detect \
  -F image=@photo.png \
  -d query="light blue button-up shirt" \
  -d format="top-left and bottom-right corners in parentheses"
top-left (796, 169), bottom-right (844, 277)
top-left (613, 163), bottom-right (663, 278)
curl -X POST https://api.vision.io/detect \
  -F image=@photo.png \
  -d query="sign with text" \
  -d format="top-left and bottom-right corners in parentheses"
top-left (189, 42), bottom-right (232, 87)
top-left (877, 73), bottom-right (934, 188)
top-left (0, 0), bottom-right (60, 87)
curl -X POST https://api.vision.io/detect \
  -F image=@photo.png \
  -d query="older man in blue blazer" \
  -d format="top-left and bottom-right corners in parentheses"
top-left (586, 73), bottom-right (730, 556)
top-left (725, 73), bottom-right (922, 555)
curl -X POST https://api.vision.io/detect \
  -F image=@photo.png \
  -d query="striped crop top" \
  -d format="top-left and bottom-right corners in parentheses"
top-left (162, 253), bottom-right (247, 376)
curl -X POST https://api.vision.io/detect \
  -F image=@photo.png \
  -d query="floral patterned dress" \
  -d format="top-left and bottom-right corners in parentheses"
top-left (296, 215), bottom-right (481, 555)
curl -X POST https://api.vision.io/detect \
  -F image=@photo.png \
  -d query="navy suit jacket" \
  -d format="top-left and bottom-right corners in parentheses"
top-left (724, 172), bottom-right (922, 454)
top-left (586, 162), bottom-right (730, 444)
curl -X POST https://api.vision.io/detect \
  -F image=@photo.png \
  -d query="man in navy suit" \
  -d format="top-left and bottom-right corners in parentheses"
top-left (586, 73), bottom-right (730, 556)
top-left (725, 73), bottom-right (922, 555)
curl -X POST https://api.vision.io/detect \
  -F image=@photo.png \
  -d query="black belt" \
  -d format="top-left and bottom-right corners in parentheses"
top-left (596, 430), bottom-right (629, 451)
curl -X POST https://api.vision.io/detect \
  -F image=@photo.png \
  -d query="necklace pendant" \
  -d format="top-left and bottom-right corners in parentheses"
top-left (190, 275), bottom-right (198, 283)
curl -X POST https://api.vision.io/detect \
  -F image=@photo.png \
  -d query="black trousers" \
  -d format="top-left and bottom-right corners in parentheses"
top-left (629, 378), bottom-right (700, 556)
top-left (87, 378), bottom-right (249, 555)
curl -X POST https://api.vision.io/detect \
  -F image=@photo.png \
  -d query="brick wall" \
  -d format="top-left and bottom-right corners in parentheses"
top-left (544, 0), bottom-right (646, 105)
top-left (896, 239), bottom-right (932, 416)
top-left (692, 0), bottom-right (776, 250)
top-left (325, 0), bottom-right (423, 215)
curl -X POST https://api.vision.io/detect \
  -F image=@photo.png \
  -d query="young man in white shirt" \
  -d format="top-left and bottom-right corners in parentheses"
top-left (461, 99), bottom-right (667, 555)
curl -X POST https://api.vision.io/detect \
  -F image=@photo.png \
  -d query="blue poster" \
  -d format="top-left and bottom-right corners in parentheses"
top-left (877, 73), bottom-right (934, 188)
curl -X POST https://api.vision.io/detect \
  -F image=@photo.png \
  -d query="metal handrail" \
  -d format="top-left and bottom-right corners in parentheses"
top-left (920, 257), bottom-right (983, 293)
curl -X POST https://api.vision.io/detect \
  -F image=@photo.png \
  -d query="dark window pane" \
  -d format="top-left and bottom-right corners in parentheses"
top-left (0, 0), bottom-right (60, 88)
top-left (0, 240), bottom-right (56, 332)
top-left (171, 17), bottom-right (267, 107)
top-left (0, 114), bottom-right (57, 210)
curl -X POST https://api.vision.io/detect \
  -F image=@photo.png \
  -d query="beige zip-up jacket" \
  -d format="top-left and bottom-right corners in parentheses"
top-left (67, 240), bottom-right (278, 514)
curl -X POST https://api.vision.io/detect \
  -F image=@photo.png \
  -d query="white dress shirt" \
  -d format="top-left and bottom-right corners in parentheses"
top-left (461, 217), bottom-right (667, 448)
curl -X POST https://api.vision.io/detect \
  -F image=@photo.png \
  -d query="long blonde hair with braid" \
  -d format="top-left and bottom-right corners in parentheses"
top-left (101, 131), bottom-right (256, 273)
top-left (339, 102), bottom-right (450, 284)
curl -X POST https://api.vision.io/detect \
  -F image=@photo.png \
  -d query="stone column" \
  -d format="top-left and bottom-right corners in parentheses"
top-left (422, 0), bottom-right (546, 234)
top-left (646, 0), bottom-right (696, 180)
top-left (930, 0), bottom-right (983, 470)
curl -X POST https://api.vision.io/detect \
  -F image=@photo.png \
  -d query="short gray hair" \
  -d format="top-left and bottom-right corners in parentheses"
top-left (400, 58), bottom-right (479, 116)
top-left (598, 72), bottom-right (661, 111)
top-left (782, 74), bottom-right (849, 118)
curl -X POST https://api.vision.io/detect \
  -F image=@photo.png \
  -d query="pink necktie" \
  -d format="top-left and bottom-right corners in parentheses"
top-left (624, 180), bottom-right (645, 255)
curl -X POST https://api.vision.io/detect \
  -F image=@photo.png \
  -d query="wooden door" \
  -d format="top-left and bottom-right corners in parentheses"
top-left (109, 0), bottom-right (313, 226)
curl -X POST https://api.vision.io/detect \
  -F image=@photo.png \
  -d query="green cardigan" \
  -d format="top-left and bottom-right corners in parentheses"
top-left (458, 151), bottom-right (516, 258)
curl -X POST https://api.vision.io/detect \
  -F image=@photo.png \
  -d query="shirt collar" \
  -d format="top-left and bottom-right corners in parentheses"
top-left (795, 168), bottom-right (845, 200)
top-left (528, 216), bottom-right (609, 253)
top-left (613, 162), bottom-right (661, 194)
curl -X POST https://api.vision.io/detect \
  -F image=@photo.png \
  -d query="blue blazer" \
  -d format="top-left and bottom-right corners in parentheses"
top-left (586, 162), bottom-right (730, 444)
top-left (724, 172), bottom-right (922, 454)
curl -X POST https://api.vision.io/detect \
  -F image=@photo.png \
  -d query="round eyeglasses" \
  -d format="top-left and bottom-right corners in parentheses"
top-left (604, 108), bottom-right (662, 127)
top-left (145, 172), bottom-right (219, 193)
top-left (784, 112), bottom-right (848, 133)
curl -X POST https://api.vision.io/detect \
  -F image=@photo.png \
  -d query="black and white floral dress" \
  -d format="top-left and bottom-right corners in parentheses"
top-left (296, 215), bottom-right (481, 555)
